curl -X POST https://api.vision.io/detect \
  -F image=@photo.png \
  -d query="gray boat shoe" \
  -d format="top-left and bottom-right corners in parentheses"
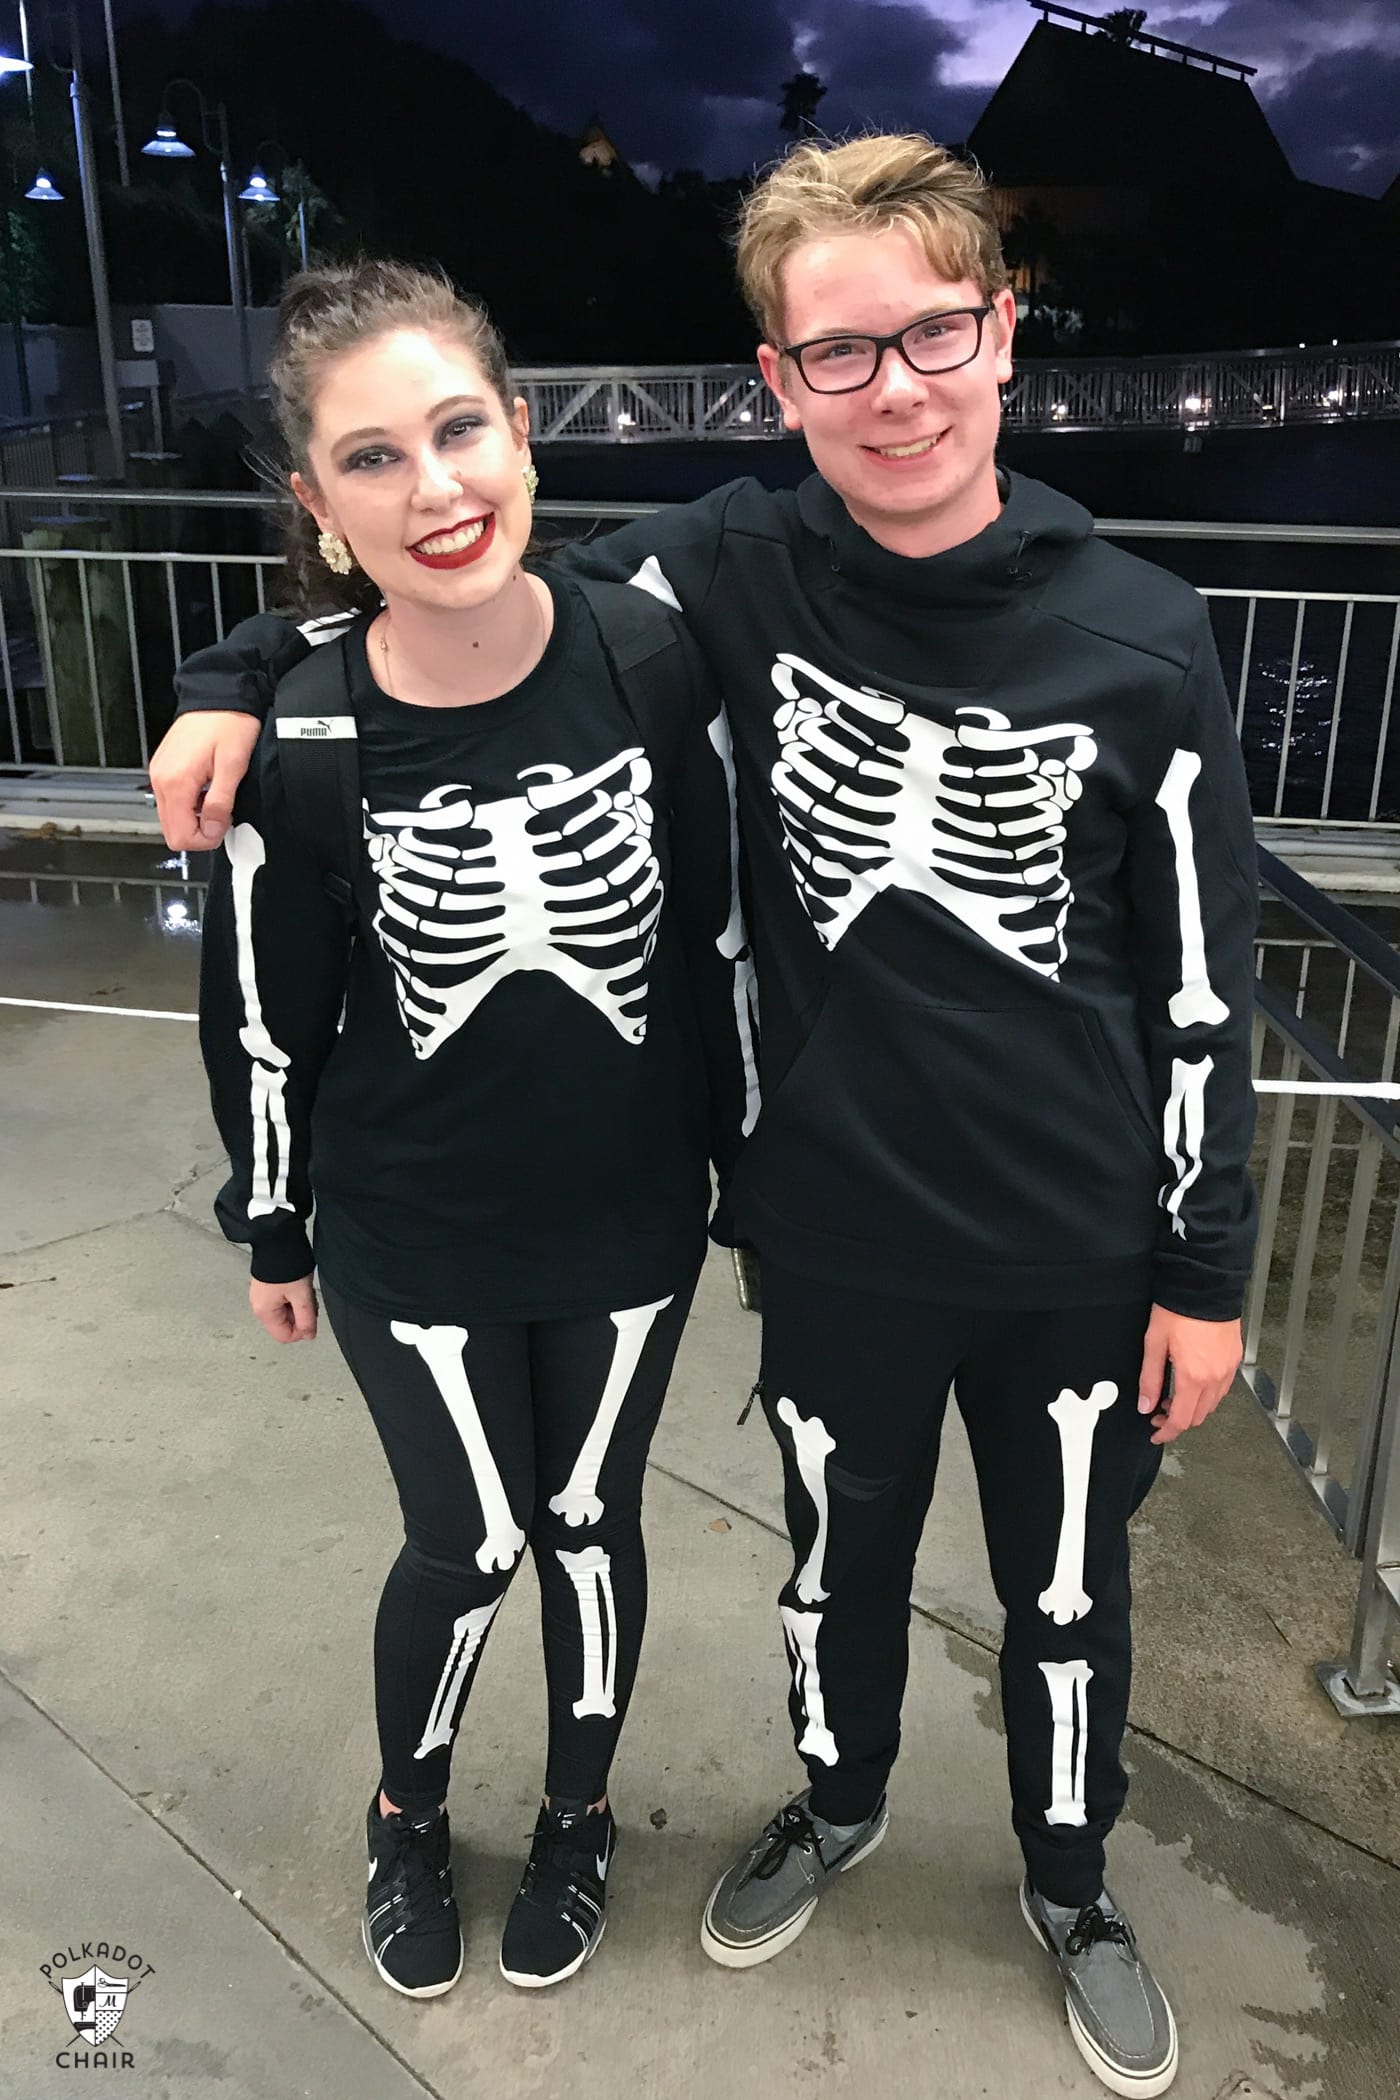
top-left (1020, 1878), bottom-right (1179, 2097)
top-left (700, 1788), bottom-right (888, 1969)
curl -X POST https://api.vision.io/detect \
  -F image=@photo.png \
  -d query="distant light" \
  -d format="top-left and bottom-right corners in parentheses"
top-left (1324, 387), bottom-right (1345, 406)
top-left (25, 169), bottom-right (63, 203)
top-left (142, 114), bottom-right (195, 159)
top-left (1183, 394), bottom-right (1204, 414)
top-left (1051, 400), bottom-right (1069, 421)
top-left (738, 409), bottom-right (753, 424)
top-left (1298, 341), bottom-right (1306, 349)
top-left (239, 165), bottom-right (279, 204)
top-left (1331, 339), bottom-right (1338, 347)
top-left (162, 900), bottom-right (192, 929)
top-left (0, 49), bottom-right (33, 76)
top-left (615, 411), bottom-right (635, 429)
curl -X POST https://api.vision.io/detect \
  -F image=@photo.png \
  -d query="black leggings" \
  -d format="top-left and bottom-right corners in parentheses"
top-left (759, 1264), bottom-right (1162, 1909)
top-left (324, 1276), bottom-right (698, 1814)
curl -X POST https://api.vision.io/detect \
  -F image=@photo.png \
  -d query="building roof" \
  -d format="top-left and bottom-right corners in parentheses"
top-left (967, 16), bottom-right (1293, 190)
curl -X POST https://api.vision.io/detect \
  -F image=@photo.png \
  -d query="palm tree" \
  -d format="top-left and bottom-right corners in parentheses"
top-left (1003, 202), bottom-right (1062, 315)
top-left (1097, 7), bottom-right (1147, 40)
top-left (779, 71), bottom-right (827, 140)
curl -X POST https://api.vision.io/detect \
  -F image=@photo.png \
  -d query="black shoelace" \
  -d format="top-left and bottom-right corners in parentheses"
top-left (1065, 1902), bottom-right (1135, 1959)
top-left (518, 1808), bottom-right (607, 1910)
top-left (747, 1802), bottom-right (819, 1885)
top-left (375, 1814), bottom-right (453, 1937)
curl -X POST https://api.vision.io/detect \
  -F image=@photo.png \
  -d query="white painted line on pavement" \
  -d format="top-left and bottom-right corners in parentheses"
top-left (0, 996), bottom-right (197, 1021)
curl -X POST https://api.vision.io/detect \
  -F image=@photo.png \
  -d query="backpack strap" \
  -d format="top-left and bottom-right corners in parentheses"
top-left (270, 629), bottom-right (363, 915)
top-left (572, 576), bottom-right (691, 811)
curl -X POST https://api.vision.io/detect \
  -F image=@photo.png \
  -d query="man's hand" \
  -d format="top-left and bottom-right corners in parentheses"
top-left (250, 1274), bottom-right (318, 1344)
top-left (1137, 1304), bottom-right (1242, 1444)
top-left (148, 711), bottom-right (261, 849)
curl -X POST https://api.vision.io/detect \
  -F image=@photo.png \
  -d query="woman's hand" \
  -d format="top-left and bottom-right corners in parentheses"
top-left (250, 1274), bottom-right (319, 1343)
top-left (149, 711), bottom-right (261, 849)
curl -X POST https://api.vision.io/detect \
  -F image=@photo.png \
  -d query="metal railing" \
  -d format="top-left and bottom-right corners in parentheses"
top-left (9, 341), bottom-right (1398, 458)
top-left (515, 343), bottom-right (1400, 440)
top-left (1002, 342), bottom-right (1400, 434)
top-left (1246, 849), bottom-right (1400, 1712)
top-left (1, 492), bottom-right (1398, 835)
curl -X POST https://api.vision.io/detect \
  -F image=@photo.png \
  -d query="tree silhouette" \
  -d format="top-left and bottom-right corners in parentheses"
top-left (1002, 201), bottom-right (1062, 316)
top-left (779, 71), bottom-right (827, 140)
top-left (1097, 8), bottom-right (1147, 40)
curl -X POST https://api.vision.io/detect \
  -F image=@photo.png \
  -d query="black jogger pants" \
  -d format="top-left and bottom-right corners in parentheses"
top-left (759, 1262), bottom-right (1162, 1908)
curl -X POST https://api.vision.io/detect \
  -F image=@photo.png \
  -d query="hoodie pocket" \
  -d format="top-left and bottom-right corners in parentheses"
top-left (732, 979), bottom-right (1161, 1263)
top-left (1078, 1008), bottom-right (1161, 1166)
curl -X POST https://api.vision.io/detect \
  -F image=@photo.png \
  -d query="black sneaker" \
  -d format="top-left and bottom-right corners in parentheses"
top-left (361, 1796), bottom-right (463, 1998)
top-left (499, 1798), bottom-right (614, 1988)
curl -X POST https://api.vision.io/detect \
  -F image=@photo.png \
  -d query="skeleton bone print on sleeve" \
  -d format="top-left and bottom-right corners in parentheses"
top-left (769, 655), bottom-right (1096, 976)
top-left (225, 822), bottom-right (294, 1217)
top-left (364, 746), bottom-right (664, 1060)
top-left (1154, 748), bottom-right (1231, 1029)
top-left (1161, 1053), bottom-right (1214, 1237)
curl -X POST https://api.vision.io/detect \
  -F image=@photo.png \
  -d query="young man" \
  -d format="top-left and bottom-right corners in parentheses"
top-left (152, 135), bottom-right (1256, 2097)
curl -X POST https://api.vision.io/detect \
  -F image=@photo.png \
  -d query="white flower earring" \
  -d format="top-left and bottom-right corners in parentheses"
top-left (523, 463), bottom-right (539, 501)
top-left (317, 529), bottom-right (354, 576)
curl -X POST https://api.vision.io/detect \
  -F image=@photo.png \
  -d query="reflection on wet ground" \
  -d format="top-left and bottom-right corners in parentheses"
top-left (0, 833), bottom-right (214, 1011)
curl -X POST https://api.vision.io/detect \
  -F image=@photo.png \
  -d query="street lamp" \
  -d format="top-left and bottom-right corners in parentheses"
top-left (238, 142), bottom-right (310, 271)
top-left (24, 167), bottom-right (61, 200)
top-left (141, 80), bottom-right (252, 399)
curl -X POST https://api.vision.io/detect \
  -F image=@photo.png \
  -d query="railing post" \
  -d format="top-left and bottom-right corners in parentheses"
top-left (1317, 1270), bottom-right (1400, 1715)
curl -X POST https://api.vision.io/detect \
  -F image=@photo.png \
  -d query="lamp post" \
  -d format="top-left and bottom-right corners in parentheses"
top-left (11, 13), bottom-right (125, 478)
top-left (238, 144), bottom-right (310, 272)
top-left (141, 80), bottom-right (252, 400)
top-left (0, 46), bottom-right (34, 418)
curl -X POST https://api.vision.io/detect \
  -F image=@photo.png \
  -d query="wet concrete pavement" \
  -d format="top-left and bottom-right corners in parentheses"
top-left (2, 835), bottom-right (1398, 2100)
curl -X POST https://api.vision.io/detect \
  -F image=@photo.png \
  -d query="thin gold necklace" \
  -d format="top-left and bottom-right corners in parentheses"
top-left (377, 574), bottom-right (545, 703)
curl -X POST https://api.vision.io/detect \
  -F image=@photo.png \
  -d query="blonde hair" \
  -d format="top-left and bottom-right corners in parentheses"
top-left (735, 134), bottom-right (1008, 346)
top-left (268, 259), bottom-right (514, 613)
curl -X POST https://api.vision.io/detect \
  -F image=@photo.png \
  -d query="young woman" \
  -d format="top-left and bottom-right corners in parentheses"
top-left (194, 260), bottom-right (752, 2000)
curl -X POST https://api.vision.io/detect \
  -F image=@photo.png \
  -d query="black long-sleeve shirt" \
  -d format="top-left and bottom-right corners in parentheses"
top-left (197, 570), bottom-right (753, 1322)
top-left (183, 472), bottom-right (1258, 1319)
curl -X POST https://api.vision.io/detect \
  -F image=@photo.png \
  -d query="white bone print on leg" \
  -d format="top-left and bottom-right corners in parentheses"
top-left (225, 823), bottom-right (294, 1218)
top-left (549, 1297), bottom-right (672, 1528)
top-left (414, 1595), bottom-right (504, 1759)
top-left (389, 1324), bottom-right (526, 1574)
top-left (780, 1605), bottom-right (838, 1766)
top-left (1040, 1658), bottom-right (1093, 1827)
top-left (557, 1545), bottom-right (618, 1718)
top-left (776, 1397), bottom-right (835, 1604)
top-left (1154, 749), bottom-right (1230, 1029)
top-left (1038, 1383), bottom-right (1117, 1625)
top-left (1161, 1054), bottom-right (1214, 1238)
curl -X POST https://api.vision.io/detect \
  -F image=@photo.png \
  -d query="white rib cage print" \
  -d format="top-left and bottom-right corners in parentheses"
top-left (364, 747), bottom-right (664, 1059)
top-left (769, 654), bottom-right (1098, 977)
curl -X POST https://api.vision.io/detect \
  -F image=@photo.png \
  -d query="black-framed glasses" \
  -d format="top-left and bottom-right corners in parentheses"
top-left (779, 305), bottom-right (993, 394)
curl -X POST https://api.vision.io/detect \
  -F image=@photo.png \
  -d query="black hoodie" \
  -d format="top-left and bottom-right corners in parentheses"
top-left (177, 472), bottom-right (1258, 1318)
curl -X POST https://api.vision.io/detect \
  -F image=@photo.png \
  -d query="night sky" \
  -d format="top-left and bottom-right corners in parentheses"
top-left (149, 0), bottom-right (1400, 197)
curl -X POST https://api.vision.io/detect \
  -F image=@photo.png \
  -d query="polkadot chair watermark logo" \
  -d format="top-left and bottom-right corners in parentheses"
top-left (39, 1941), bottom-right (154, 2069)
